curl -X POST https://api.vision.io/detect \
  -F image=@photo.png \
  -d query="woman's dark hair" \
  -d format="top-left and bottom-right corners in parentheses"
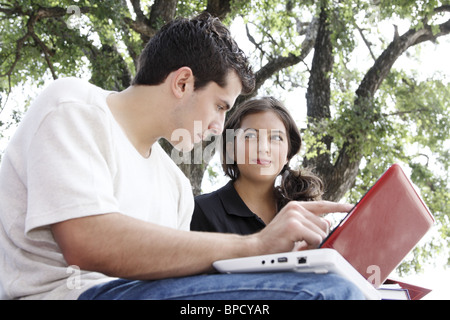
top-left (132, 12), bottom-right (254, 95)
top-left (221, 97), bottom-right (324, 209)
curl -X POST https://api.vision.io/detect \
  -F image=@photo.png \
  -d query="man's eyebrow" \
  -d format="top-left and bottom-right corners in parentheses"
top-left (220, 99), bottom-right (231, 111)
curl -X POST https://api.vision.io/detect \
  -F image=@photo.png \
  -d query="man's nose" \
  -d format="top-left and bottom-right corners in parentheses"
top-left (208, 121), bottom-right (223, 136)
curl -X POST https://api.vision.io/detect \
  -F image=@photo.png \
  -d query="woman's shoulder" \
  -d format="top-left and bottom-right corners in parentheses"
top-left (195, 181), bottom-right (233, 204)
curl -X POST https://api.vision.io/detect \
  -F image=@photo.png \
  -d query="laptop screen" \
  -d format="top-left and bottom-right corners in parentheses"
top-left (320, 164), bottom-right (434, 286)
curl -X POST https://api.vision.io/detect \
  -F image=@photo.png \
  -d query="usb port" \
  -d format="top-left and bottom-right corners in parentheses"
top-left (297, 257), bottom-right (307, 264)
top-left (277, 257), bottom-right (288, 263)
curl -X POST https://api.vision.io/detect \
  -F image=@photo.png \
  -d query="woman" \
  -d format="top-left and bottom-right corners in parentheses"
top-left (191, 97), bottom-right (324, 235)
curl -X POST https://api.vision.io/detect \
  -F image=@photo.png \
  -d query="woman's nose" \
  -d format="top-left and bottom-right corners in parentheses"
top-left (258, 130), bottom-right (270, 154)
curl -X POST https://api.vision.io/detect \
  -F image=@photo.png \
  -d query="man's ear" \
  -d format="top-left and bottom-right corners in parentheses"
top-left (171, 67), bottom-right (194, 98)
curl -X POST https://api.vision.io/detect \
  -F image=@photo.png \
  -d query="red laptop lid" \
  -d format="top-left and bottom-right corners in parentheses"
top-left (321, 164), bottom-right (434, 287)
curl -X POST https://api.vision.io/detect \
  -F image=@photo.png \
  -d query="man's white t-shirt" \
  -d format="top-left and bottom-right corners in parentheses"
top-left (0, 78), bottom-right (194, 299)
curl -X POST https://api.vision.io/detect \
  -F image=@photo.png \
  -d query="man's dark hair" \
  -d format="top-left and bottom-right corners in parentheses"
top-left (132, 12), bottom-right (255, 95)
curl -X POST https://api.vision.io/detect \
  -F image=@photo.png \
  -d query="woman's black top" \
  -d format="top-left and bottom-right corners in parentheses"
top-left (190, 181), bottom-right (266, 235)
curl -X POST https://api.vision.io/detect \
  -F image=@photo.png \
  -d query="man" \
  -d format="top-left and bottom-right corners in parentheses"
top-left (0, 13), bottom-right (363, 300)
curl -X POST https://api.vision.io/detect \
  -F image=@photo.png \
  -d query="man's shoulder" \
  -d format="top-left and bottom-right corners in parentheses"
top-left (38, 77), bottom-right (110, 107)
top-left (44, 77), bottom-right (95, 94)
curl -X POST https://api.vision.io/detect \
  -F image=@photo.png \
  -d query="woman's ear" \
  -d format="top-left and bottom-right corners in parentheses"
top-left (171, 67), bottom-right (194, 98)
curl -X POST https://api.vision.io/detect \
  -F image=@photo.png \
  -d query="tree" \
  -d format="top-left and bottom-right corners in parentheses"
top-left (1, 0), bottom-right (449, 273)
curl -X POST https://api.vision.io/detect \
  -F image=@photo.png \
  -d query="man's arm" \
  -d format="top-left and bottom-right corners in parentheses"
top-left (52, 212), bottom-right (254, 279)
top-left (51, 201), bottom-right (352, 280)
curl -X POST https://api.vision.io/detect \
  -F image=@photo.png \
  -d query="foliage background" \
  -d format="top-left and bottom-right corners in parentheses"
top-left (1, 0), bottom-right (449, 279)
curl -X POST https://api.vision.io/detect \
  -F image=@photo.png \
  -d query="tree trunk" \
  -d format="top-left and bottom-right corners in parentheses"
top-left (302, 3), bottom-right (338, 199)
top-left (159, 138), bottom-right (217, 196)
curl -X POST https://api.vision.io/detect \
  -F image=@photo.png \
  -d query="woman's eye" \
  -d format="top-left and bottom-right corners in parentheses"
top-left (271, 135), bottom-right (283, 141)
top-left (244, 133), bottom-right (257, 139)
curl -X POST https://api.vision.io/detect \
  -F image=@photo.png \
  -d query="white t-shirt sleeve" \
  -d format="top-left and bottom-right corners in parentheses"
top-left (177, 181), bottom-right (195, 231)
top-left (25, 102), bottom-right (119, 235)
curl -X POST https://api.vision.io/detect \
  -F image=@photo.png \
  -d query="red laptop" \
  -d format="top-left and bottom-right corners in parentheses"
top-left (320, 164), bottom-right (435, 286)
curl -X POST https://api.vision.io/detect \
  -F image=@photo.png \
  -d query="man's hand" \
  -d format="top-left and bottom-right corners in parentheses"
top-left (251, 201), bottom-right (353, 254)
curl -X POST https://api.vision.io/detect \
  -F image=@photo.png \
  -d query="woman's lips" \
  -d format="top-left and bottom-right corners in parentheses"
top-left (256, 159), bottom-right (271, 165)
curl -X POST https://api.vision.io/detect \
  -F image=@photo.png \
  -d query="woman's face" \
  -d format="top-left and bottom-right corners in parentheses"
top-left (230, 110), bottom-right (289, 183)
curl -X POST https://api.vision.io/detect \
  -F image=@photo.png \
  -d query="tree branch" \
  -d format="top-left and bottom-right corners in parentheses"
top-left (248, 17), bottom-right (319, 99)
top-left (206, 0), bottom-right (232, 20)
top-left (30, 32), bottom-right (57, 79)
top-left (129, 0), bottom-right (146, 21)
top-left (124, 0), bottom-right (154, 42)
top-left (354, 23), bottom-right (376, 61)
top-left (123, 16), bottom-right (156, 41)
top-left (0, 32), bottom-right (31, 78)
top-left (326, 15), bottom-right (450, 201)
top-left (0, 4), bottom-right (90, 80)
top-left (149, 0), bottom-right (177, 27)
top-left (356, 18), bottom-right (450, 101)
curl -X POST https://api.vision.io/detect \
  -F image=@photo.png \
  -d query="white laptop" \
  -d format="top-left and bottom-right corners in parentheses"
top-left (213, 248), bottom-right (381, 300)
